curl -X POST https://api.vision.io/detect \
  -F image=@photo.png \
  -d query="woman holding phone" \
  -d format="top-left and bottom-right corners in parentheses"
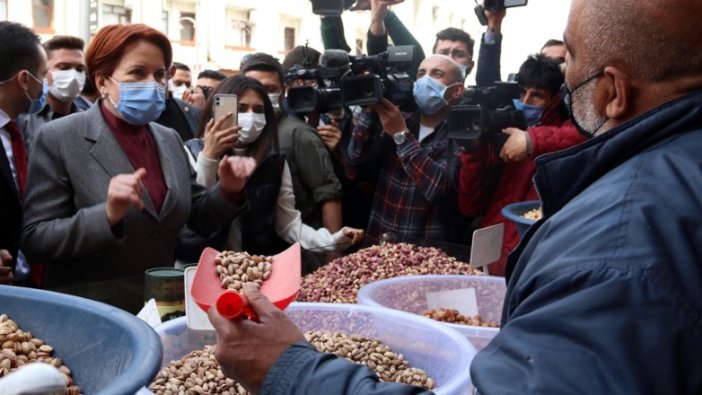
top-left (182, 75), bottom-right (364, 259)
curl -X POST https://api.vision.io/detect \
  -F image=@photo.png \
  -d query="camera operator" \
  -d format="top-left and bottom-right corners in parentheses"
top-left (362, 0), bottom-right (479, 83)
top-left (346, 54), bottom-right (464, 244)
top-left (457, 54), bottom-right (585, 276)
top-left (282, 46), bottom-right (377, 233)
top-left (476, 8), bottom-right (568, 88)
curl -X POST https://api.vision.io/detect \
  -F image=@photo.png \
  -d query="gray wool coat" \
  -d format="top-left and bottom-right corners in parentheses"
top-left (20, 103), bottom-right (243, 312)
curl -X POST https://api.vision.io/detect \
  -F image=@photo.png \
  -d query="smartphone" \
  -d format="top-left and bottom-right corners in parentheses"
top-left (213, 94), bottom-right (238, 130)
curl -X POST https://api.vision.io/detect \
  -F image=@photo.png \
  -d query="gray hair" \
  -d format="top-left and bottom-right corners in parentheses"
top-left (579, 0), bottom-right (702, 82)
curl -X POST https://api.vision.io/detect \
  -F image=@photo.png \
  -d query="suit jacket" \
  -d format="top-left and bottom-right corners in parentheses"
top-left (20, 103), bottom-right (242, 312)
top-left (0, 136), bottom-right (21, 262)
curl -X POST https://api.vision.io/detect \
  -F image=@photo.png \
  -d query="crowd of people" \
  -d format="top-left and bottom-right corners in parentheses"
top-left (2, 0), bottom-right (702, 392)
top-left (1, 1), bottom-right (575, 303)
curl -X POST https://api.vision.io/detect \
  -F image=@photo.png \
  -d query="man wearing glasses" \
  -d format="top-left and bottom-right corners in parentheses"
top-left (184, 69), bottom-right (226, 111)
top-left (433, 28), bottom-right (475, 81)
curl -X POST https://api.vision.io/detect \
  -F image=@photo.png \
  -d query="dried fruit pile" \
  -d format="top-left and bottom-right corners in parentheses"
top-left (423, 308), bottom-right (500, 327)
top-left (298, 243), bottom-right (482, 303)
top-left (521, 208), bottom-right (543, 221)
top-left (149, 331), bottom-right (434, 395)
top-left (0, 314), bottom-right (81, 395)
top-left (215, 251), bottom-right (272, 292)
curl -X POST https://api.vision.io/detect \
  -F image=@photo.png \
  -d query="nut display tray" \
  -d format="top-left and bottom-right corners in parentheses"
top-left (358, 275), bottom-right (506, 351)
top-left (148, 302), bottom-right (477, 395)
top-left (0, 285), bottom-right (162, 395)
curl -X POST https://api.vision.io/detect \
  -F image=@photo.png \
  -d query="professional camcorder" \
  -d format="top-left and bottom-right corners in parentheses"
top-left (285, 50), bottom-right (348, 115)
top-left (340, 45), bottom-right (415, 110)
top-left (285, 46), bottom-right (416, 115)
top-left (448, 81), bottom-right (526, 148)
top-left (474, 0), bottom-right (528, 25)
top-left (309, 0), bottom-right (357, 16)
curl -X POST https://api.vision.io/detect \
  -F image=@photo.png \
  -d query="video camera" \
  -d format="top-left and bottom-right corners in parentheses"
top-left (340, 45), bottom-right (415, 110)
top-left (474, 0), bottom-right (528, 26)
top-left (285, 46), bottom-right (416, 115)
top-left (309, 0), bottom-right (357, 16)
top-left (448, 81), bottom-right (526, 149)
top-left (285, 50), bottom-right (347, 115)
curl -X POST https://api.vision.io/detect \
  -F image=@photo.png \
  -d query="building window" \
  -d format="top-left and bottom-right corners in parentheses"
top-left (225, 9), bottom-right (252, 48)
top-left (284, 27), bottom-right (295, 52)
top-left (162, 11), bottom-right (169, 35)
top-left (180, 12), bottom-right (195, 42)
top-left (0, 0), bottom-right (7, 20)
top-left (432, 6), bottom-right (439, 25)
top-left (33, 0), bottom-right (54, 30)
top-left (102, 4), bottom-right (131, 25)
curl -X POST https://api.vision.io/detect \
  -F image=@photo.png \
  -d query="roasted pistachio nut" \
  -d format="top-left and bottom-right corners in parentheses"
top-left (522, 208), bottom-right (543, 221)
top-left (423, 308), bottom-right (500, 327)
top-left (0, 314), bottom-right (82, 395)
top-left (149, 331), bottom-right (436, 394)
top-left (299, 242), bottom-right (483, 303)
top-left (215, 251), bottom-right (273, 293)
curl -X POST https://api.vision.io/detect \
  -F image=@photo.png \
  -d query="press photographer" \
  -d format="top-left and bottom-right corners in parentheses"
top-left (346, 54), bottom-right (465, 245)
top-left (457, 54), bottom-right (584, 276)
top-left (283, 46), bottom-right (381, 232)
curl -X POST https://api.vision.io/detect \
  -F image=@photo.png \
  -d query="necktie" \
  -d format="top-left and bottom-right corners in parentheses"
top-left (5, 120), bottom-right (27, 200)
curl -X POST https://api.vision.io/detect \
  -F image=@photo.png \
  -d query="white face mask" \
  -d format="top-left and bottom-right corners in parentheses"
top-left (168, 80), bottom-right (188, 100)
top-left (237, 112), bottom-right (267, 144)
top-left (268, 93), bottom-right (281, 114)
top-left (49, 69), bottom-right (85, 103)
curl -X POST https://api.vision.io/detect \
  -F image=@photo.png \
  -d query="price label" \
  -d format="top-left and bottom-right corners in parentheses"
top-left (426, 288), bottom-right (479, 317)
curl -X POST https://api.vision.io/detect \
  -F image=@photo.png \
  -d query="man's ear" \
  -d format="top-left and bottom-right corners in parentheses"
top-left (465, 60), bottom-right (475, 76)
top-left (449, 83), bottom-right (465, 101)
top-left (16, 70), bottom-right (31, 91)
top-left (602, 66), bottom-right (631, 121)
top-left (168, 64), bottom-right (176, 79)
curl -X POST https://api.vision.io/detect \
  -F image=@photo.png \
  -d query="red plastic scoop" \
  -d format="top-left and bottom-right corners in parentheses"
top-left (191, 243), bottom-right (301, 320)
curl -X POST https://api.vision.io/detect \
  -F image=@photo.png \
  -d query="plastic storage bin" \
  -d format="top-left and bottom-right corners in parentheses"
top-left (151, 302), bottom-right (477, 395)
top-left (0, 285), bottom-right (163, 395)
top-left (358, 275), bottom-right (506, 351)
top-left (501, 200), bottom-right (541, 237)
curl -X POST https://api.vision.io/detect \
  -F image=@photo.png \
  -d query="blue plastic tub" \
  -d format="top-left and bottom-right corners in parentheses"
top-left (501, 200), bottom-right (541, 237)
top-left (151, 302), bottom-right (477, 395)
top-left (0, 285), bottom-right (162, 395)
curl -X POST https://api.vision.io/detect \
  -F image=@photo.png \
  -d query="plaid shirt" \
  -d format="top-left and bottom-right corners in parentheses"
top-left (347, 110), bottom-right (450, 242)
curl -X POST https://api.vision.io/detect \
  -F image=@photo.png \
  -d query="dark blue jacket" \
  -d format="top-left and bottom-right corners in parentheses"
top-left (260, 90), bottom-right (702, 395)
top-left (472, 89), bottom-right (702, 394)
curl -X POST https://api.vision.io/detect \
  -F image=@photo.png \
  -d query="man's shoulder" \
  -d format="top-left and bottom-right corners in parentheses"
top-left (277, 114), bottom-right (325, 147)
top-left (277, 113), bottom-right (316, 133)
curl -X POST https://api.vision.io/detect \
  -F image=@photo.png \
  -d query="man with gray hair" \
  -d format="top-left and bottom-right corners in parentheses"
top-left (470, 0), bottom-right (702, 392)
top-left (202, 0), bottom-right (702, 393)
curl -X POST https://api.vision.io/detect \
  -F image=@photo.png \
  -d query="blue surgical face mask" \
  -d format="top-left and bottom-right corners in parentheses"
top-left (108, 77), bottom-right (166, 125)
top-left (25, 72), bottom-right (48, 114)
top-left (513, 99), bottom-right (545, 126)
top-left (458, 63), bottom-right (469, 79)
top-left (413, 76), bottom-right (456, 115)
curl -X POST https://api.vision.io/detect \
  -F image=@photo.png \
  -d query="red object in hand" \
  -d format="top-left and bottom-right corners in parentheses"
top-left (191, 243), bottom-right (301, 320)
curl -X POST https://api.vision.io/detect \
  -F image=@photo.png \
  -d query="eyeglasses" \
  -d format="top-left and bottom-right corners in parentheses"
top-left (436, 48), bottom-right (471, 60)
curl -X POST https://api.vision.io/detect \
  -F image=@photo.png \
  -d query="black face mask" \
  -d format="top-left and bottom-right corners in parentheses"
top-left (565, 70), bottom-right (606, 138)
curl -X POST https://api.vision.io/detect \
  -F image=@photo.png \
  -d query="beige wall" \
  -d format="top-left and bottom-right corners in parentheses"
top-left (1, 0), bottom-right (572, 84)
